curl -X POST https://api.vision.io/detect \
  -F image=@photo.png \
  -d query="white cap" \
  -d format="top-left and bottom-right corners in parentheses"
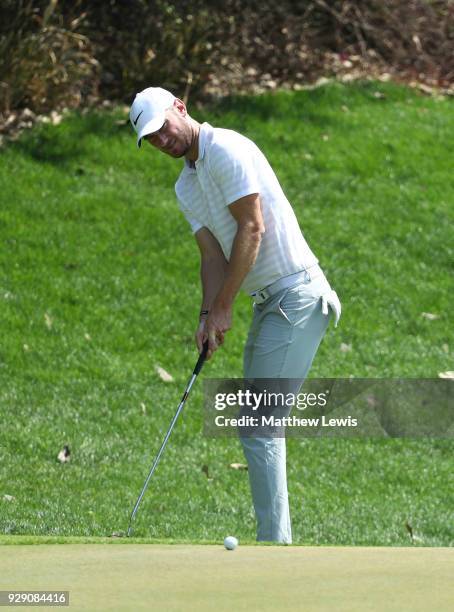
top-left (129, 87), bottom-right (176, 148)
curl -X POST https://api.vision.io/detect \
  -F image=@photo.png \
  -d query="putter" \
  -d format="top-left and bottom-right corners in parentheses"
top-left (127, 341), bottom-right (209, 537)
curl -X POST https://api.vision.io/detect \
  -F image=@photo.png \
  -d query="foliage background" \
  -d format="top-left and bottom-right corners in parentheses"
top-left (1, 0), bottom-right (453, 127)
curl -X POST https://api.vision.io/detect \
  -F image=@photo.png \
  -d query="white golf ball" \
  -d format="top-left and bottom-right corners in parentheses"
top-left (224, 536), bottom-right (238, 550)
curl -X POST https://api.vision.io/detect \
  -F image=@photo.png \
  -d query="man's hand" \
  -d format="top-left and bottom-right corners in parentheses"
top-left (203, 300), bottom-right (232, 359)
top-left (195, 318), bottom-right (207, 354)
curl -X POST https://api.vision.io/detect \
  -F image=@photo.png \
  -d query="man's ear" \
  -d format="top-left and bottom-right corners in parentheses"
top-left (173, 98), bottom-right (187, 116)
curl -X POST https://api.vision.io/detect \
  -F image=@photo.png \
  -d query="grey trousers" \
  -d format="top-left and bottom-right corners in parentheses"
top-left (240, 269), bottom-right (333, 543)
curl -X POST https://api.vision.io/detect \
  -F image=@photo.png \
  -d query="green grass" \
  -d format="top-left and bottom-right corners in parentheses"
top-left (2, 545), bottom-right (452, 612)
top-left (0, 81), bottom-right (453, 546)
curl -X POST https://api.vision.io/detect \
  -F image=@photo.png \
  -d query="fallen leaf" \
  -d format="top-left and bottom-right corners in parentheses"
top-left (405, 520), bottom-right (413, 540)
top-left (155, 365), bottom-right (174, 382)
top-left (315, 77), bottom-right (330, 87)
top-left (44, 312), bottom-right (53, 329)
top-left (50, 111), bottom-right (63, 125)
top-left (340, 343), bottom-right (352, 353)
top-left (57, 445), bottom-right (70, 463)
top-left (421, 312), bottom-right (439, 320)
top-left (3, 494), bottom-right (15, 502)
top-left (4, 114), bottom-right (17, 128)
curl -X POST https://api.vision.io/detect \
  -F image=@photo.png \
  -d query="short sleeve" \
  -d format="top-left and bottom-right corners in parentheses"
top-left (208, 140), bottom-right (260, 206)
top-left (178, 205), bottom-right (204, 234)
top-left (175, 182), bottom-right (204, 234)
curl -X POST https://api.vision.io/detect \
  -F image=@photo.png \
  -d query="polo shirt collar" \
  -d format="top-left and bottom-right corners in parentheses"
top-left (197, 122), bottom-right (212, 162)
top-left (184, 122), bottom-right (212, 171)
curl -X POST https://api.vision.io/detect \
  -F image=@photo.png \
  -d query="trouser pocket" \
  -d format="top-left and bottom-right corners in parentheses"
top-left (278, 275), bottom-right (332, 325)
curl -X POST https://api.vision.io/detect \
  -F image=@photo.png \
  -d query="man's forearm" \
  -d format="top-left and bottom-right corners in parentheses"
top-left (215, 223), bottom-right (263, 307)
top-left (200, 255), bottom-right (228, 311)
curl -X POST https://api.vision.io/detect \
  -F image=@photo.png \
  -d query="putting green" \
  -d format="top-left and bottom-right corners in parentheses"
top-left (0, 544), bottom-right (452, 611)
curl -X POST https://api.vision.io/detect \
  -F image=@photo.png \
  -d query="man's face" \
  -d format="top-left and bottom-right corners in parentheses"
top-left (144, 104), bottom-right (192, 158)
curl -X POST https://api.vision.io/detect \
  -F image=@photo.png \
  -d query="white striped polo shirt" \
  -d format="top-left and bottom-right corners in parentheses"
top-left (175, 122), bottom-right (318, 294)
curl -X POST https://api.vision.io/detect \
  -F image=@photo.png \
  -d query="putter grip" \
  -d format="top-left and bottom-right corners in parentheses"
top-left (194, 341), bottom-right (209, 375)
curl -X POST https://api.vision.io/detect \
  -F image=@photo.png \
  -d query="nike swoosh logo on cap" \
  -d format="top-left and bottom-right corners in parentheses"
top-left (133, 110), bottom-right (143, 126)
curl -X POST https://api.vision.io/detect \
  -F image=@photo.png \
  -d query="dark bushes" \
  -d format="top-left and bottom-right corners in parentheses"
top-left (0, 0), bottom-right (452, 118)
top-left (0, 0), bottom-right (97, 114)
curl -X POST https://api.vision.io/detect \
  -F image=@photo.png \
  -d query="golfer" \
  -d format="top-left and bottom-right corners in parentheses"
top-left (129, 87), bottom-right (341, 544)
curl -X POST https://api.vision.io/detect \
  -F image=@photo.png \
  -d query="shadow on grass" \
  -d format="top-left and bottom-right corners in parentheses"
top-left (203, 80), bottom-right (414, 128)
top-left (11, 110), bottom-right (129, 166)
top-left (11, 80), bottom-right (418, 166)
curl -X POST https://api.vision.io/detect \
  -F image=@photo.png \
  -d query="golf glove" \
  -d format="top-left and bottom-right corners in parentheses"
top-left (321, 290), bottom-right (341, 327)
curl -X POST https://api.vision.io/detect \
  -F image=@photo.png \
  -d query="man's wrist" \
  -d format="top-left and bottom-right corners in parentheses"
top-left (199, 309), bottom-right (209, 322)
top-left (213, 291), bottom-right (234, 310)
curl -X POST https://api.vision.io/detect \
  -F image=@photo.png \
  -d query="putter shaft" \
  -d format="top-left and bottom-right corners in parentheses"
top-left (127, 343), bottom-right (208, 536)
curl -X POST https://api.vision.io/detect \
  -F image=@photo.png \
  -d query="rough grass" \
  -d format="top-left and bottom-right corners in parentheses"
top-left (0, 81), bottom-right (453, 546)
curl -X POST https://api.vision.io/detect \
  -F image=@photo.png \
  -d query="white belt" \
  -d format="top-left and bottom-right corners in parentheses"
top-left (251, 264), bottom-right (324, 305)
